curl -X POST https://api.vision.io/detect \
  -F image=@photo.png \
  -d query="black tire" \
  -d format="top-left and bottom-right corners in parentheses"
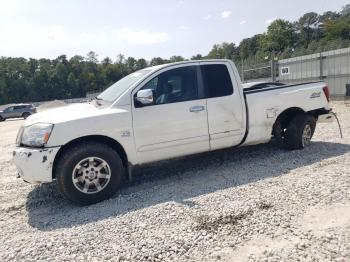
top-left (0, 116), bottom-right (4, 122)
top-left (272, 120), bottom-right (285, 147)
top-left (56, 142), bottom-right (124, 205)
top-left (284, 114), bottom-right (316, 150)
top-left (22, 112), bottom-right (31, 119)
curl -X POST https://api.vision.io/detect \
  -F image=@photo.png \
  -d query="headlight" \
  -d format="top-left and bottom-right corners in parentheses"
top-left (20, 123), bottom-right (54, 147)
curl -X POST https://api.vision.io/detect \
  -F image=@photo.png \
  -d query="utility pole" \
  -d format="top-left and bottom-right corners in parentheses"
top-left (271, 59), bottom-right (276, 82)
top-left (319, 52), bottom-right (324, 80)
top-left (241, 59), bottom-right (245, 82)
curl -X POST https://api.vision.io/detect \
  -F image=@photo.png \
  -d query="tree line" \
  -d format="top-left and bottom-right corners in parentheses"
top-left (0, 5), bottom-right (349, 104)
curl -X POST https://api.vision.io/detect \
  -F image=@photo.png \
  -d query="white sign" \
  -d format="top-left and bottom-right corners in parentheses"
top-left (280, 67), bottom-right (290, 76)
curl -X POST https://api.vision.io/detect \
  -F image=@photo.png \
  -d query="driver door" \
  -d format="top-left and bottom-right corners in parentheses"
top-left (132, 64), bottom-right (210, 164)
top-left (4, 107), bottom-right (16, 118)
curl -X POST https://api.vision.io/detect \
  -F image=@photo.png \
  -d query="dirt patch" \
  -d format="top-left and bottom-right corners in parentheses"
top-left (195, 210), bottom-right (254, 232)
top-left (301, 202), bottom-right (350, 235)
top-left (213, 235), bottom-right (299, 262)
top-left (195, 202), bottom-right (272, 232)
top-left (257, 201), bottom-right (273, 210)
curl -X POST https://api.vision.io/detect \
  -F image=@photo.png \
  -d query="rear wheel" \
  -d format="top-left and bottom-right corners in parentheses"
top-left (56, 142), bottom-right (124, 205)
top-left (0, 116), bottom-right (4, 122)
top-left (22, 112), bottom-right (31, 119)
top-left (284, 114), bottom-right (316, 150)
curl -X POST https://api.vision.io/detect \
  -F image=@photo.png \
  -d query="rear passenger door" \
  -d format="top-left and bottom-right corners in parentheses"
top-left (200, 62), bottom-right (245, 150)
top-left (13, 106), bottom-right (24, 117)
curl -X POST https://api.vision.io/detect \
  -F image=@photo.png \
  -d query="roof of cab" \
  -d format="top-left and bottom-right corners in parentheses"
top-left (145, 59), bottom-right (232, 72)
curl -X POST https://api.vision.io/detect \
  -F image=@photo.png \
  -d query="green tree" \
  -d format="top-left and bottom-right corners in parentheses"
top-left (116, 54), bottom-right (125, 64)
top-left (262, 19), bottom-right (296, 54)
top-left (325, 19), bottom-right (350, 40)
top-left (67, 72), bottom-right (78, 97)
top-left (101, 57), bottom-right (112, 66)
top-left (320, 11), bottom-right (340, 22)
top-left (150, 57), bottom-right (167, 66)
top-left (86, 51), bottom-right (99, 63)
top-left (125, 57), bottom-right (137, 72)
top-left (340, 4), bottom-right (350, 18)
top-left (136, 58), bottom-right (148, 70)
top-left (207, 42), bottom-right (239, 61)
top-left (169, 56), bottom-right (185, 62)
top-left (191, 54), bottom-right (203, 60)
top-left (296, 12), bottom-right (322, 47)
top-left (239, 35), bottom-right (263, 59)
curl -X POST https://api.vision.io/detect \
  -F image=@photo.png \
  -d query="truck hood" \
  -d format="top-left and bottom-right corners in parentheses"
top-left (24, 103), bottom-right (125, 127)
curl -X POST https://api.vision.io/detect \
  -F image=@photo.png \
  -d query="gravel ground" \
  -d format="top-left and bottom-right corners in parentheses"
top-left (0, 102), bottom-right (349, 261)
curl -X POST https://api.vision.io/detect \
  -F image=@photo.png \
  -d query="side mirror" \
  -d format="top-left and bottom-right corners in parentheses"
top-left (136, 89), bottom-right (154, 106)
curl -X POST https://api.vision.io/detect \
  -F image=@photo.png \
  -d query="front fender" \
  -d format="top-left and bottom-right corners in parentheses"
top-left (46, 112), bottom-right (137, 165)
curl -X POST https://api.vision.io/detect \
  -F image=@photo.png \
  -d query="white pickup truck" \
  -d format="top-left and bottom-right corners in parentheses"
top-left (13, 60), bottom-right (334, 205)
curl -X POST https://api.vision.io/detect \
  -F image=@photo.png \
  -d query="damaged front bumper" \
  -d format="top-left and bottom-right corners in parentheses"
top-left (13, 146), bottom-right (60, 183)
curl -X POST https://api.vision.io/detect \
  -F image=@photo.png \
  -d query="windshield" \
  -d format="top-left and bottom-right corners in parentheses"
top-left (98, 69), bottom-right (151, 102)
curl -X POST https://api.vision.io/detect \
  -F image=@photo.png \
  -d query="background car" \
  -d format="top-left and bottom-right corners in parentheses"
top-left (0, 104), bottom-right (37, 121)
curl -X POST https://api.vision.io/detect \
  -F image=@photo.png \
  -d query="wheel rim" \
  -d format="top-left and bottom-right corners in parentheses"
top-left (302, 124), bottom-right (312, 147)
top-left (72, 157), bottom-right (111, 194)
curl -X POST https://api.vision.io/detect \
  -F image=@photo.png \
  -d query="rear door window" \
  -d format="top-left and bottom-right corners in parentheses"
top-left (14, 106), bottom-right (26, 110)
top-left (201, 64), bottom-right (234, 98)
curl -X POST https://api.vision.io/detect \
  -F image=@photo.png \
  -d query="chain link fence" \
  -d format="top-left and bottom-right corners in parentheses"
top-left (240, 47), bottom-right (350, 97)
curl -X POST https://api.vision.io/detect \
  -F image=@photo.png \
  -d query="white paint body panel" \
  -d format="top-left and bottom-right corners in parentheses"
top-left (243, 82), bottom-right (331, 146)
top-left (12, 59), bottom-right (332, 184)
top-left (132, 99), bottom-right (209, 164)
top-left (27, 103), bottom-right (138, 165)
top-left (13, 147), bottom-right (60, 183)
top-left (200, 61), bottom-right (246, 150)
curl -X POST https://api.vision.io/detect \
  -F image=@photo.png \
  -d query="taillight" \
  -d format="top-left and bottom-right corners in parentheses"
top-left (323, 86), bottom-right (330, 102)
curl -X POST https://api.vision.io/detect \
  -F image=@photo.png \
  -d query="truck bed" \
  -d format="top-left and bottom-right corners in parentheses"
top-left (241, 81), bottom-right (330, 146)
top-left (243, 81), bottom-right (324, 94)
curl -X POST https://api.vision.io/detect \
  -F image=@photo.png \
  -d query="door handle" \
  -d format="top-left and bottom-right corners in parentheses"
top-left (189, 105), bottom-right (205, 113)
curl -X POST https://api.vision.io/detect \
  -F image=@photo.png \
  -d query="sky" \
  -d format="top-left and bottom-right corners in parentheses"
top-left (0, 0), bottom-right (349, 61)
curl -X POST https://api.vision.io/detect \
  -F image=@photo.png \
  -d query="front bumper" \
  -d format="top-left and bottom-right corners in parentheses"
top-left (13, 146), bottom-right (60, 183)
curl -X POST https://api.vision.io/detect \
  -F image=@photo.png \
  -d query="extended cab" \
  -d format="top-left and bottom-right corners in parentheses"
top-left (13, 60), bottom-right (334, 204)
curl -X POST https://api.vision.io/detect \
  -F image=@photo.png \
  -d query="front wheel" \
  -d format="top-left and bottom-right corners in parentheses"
top-left (56, 142), bottom-right (124, 205)
top-left (285, 114), bottom-right (316, 150)
top-left (0, 116), bottom-right (4, 122)
top-left (22, 112), bottom-right (31, 119)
